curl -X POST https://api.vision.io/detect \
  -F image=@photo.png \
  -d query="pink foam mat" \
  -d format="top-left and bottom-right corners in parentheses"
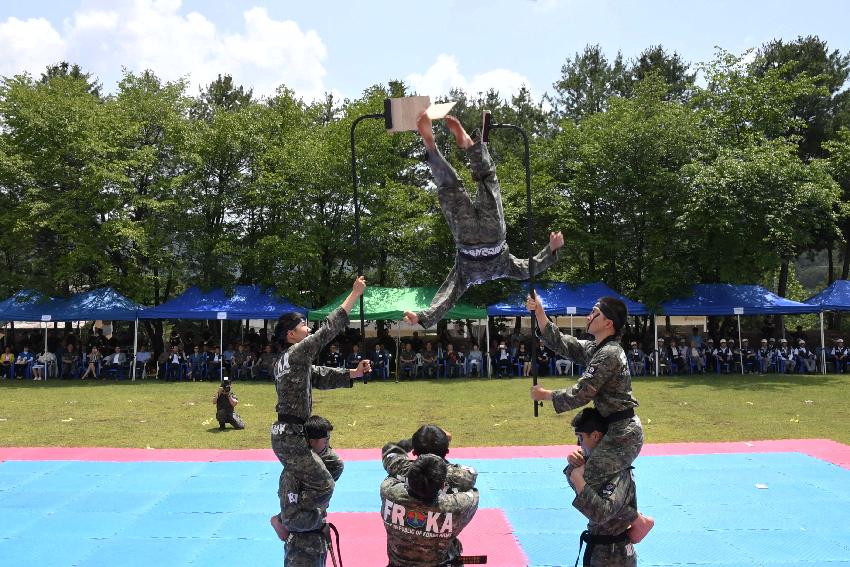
top-left (1, 439), bottom-right (849, 468)
top-left (324, 509), bottom-right (527, 567)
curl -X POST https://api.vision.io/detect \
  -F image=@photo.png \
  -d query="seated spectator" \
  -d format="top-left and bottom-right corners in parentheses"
top-left (61, 344), bottom-right (80, 379)
top-left (252, 344), bottom-right (276, 380)
top-left (535, 340), bottom-right (551, 376)
top-left (554, 351), bottom-right (572, 376)
top-left (669, 338), bottom-right (685, 373)
top-left (516, 342), bottom-right (531, 377)
top-left (164, 346), bottom-right (185, 380)
top-left (323, 343), bottom-right (343, 368)
top-left (776, 338), bottom-right (795, 373)
top-left (32, 350), bottom-right (54, 381)
top-left (222, 343), bottom-right (235, 371)
top-left (444, 343), bottom-right (464, 378)
top-left (493, 341), bottom-right (512, 378)
top-left (830, 338), bottom-right (848, 373)
top-left (794, 339), bottom-right (817, 374)
top-left (346, 343), bottom-right (365, 371)
top-left (80, 346), bottom-right (102, 380)
top-left (134, 345), bottom-right (152, 377)
top-left (628, 341), bottom-right (646, 376)
top-left (756, 339), bottom-right (772, 373)
top-left (739, 339), bottom-right (757, 373)
top-left (0, 346), bottom-right (14, 379)
top-left (466, 344), bottom-right (483, 377)
top-left (714, 339), bottom-right (732, 372)
top-left (187, 345), bottom-right (208, 381)
top-left (104, 346), bottom-right (128, 378)
top-left (231, 344), bottom-right (248, 379)
top-left (421, 342), bottom-right (438, 378)
top-left (208, 346), bottom-right (223, 380)
top-left (703, 338), bottom-right (716, 372)
top-left (687, 340), bottom-right (704, 374)
top-left (370, 343), bottom-right (391, 380)
top-left (399, 342), bottom-right (418, 380)
top-left (649, 338), bottom-right (669, 374)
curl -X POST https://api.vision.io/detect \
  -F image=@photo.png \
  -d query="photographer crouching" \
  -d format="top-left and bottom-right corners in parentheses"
top-left (213, 377), bottom-right (245, 430)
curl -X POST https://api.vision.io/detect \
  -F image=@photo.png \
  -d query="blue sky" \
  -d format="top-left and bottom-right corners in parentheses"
top-left (1, 0), bottom-right (848, 102)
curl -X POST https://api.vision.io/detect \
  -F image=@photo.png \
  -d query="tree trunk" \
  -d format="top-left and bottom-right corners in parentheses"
top-left (828, 243), bottom-right (835, 284)
top-left (777, 259), bottom-right (790, 298)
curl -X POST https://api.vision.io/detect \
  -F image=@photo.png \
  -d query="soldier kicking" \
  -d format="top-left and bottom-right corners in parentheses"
top-left (404, 112), bottom-right (563, 328)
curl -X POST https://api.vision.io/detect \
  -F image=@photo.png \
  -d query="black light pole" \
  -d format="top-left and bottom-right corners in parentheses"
top-left (482, 111), bottom-right (542, 417)
top-left (350, 102), bottom-right (392, 342)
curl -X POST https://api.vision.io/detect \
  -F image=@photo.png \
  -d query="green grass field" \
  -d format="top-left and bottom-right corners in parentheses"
top-left (1, 373), bottom-right (848, 449)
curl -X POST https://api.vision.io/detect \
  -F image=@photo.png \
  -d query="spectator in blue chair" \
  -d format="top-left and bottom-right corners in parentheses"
top-left (61, 343), bottom-right (80, 379)
top-left (323, 343), bottom-right (343, 368)
top-left (187, 345), bottom-right (207, 381)
top-left (164, 345), bottom-right (185, 380)
top-left (649, 338), bottom-right (669, 375)
top-left (739, 339), bottom-right (757, 373)
top-left (702, 338), bottom-right (716, 372)
top-left (794, 339), bottom-right (816, 374)
top-left (669, 338), bottom-right (685, 374)
top-left (535, 339), bottom-right (551, 376)
top-left (494, 341), bottom-right (512, 378)
top-left (830, 338), bottom-right (848, 373)
top-left (208, 346), bottom-right (223, 380)
top-left (104, 346), bottom-right (128, 379)
top-left (222, 343), bottom-right (235, 371)
top-left (628, 341), bottom-right (646, 376)
top-left (421, 342), bottom-right (438, 378)
top-left (445, 343), bottom-right (464, 378)
top-left (756, 339), bottom-right (771, 373)
top-left (371, 343), bottom-right (391, 380)
top-left (346, 343), bottom-right (365, 373)
top-left (1, 346), bottom-right (14, 379)
top-left (15, 346), bottom-right (35, 379)
top-left (32, 349), bottom-right (54, 381)
top-left (554, 351), bottom-right (572, 376)
top-left (776, 338), bottom-right (795, 373)
top-left (231, 344), bottom-right (249, 379)
top-left (80, 346), bottom-right (102, 380)
top-left (714, 339), bottom-right (733, 373)
top-left (467, 343), bottom-right (483, 377)
top-left (399, 342), bottom-right (418, 379)
top-left (134, 345), bottom-right (152, 378)
top-left (253, 343), bottom-right (276, 380)
top-left (516, 342), bottom-right (532, 377)
top-left (687, 340), bottom-right (704, 374)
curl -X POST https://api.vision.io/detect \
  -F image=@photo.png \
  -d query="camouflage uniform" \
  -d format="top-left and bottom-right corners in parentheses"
top-left (541, 321), bottom-right (642, 523)
top-left (413, 141), bottom-right (560, 328)
top-left (380, 443), bottom-right (479, 567)
top-left (567, 462), bottom-right (638, 567)
top-left (281, 447), bottom-right (344, 567)
top-left (382, 441), bottom-right (478, 493)
top-left (271, 307), bottom-right (353, 563)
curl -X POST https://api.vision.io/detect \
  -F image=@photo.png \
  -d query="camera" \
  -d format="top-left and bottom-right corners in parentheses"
top-left (221, 378), bottom-right (232, 392)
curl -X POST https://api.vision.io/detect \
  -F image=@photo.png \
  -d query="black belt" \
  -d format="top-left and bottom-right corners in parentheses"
top-left (277, 413), bottom-right (305, 425)
top-left (575, 530), bottom-right (630, 567)
top-left (457, 242), bottom-right (506, 261)
top-left (604, 408), bottom-right (635, 424)
top-left (389, 556), bottom-right (487, 567)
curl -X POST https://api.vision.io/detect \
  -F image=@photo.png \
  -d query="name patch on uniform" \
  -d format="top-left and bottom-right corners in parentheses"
top-left (288, 492), bottom-right (299, 504)
top-left (382, 498), bottom-right (453, 538)
top-left (601, 483), bottom-right (615, 497)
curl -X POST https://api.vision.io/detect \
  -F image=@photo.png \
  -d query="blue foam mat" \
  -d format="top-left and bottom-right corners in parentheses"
top-left (1, 451), bottom-right (849, 566)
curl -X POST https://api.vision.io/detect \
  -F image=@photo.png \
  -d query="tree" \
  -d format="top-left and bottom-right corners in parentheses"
top-left (40, 61), bottom-right (102, 98)
top-left (552, 44), bottom-right (630, 121)
top-left (630, 45), bottom-right (695, 102)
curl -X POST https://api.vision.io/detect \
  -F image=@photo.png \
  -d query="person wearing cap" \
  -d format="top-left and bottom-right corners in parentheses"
top-left (627, 341), bottom-right (646, 377)
top-left (714, 339), bottom-right (732, 373)
top-left (527, 292), bottom-right (654, 543)
top-left (687, 340), bottom-right (704, 373)
top-left (566, 408), bottom-right (639, 567)
top-left (669, 338), bottom-right (686, 374)
top-left (776, 338), bottom-right (795, 373)
top-left (794, 339), bottom-right (817, 373)
top-left (649, 338), bottom-right (669, 375)
top-left (402, 111), bottom-right (563, 329)
top-left (703, 338), bottom-right (715, 372)
top-left (757, 339), bottom-right (772, 373)
top-left (829, 339), bottom-right (848, 373)
top-left (213, 377), bottom-right (244, 430)
top-left (270, 276), bottom-right (372, 553)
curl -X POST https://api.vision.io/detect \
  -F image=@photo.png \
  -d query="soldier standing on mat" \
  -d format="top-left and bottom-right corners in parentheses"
top-left (527, 292), bottom-right (654, 543)
top-left (403, 111), bottom-right (564, 329)
top-left (567, 408), bottom-right (638, 567)
top-left (268, 277), bottom-right (371, 555)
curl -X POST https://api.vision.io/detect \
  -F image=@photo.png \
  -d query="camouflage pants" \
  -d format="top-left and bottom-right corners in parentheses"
top-left (586, 542), bottom-right (636, 567)
top-left (271, 425), bottom-right (342, 516)
top-left (584, 416), bottom-right (643, 523)
top-left (284, 531), bottom-right (327, 567)
top-left (416, 142), bottom-right (557, 328)
top-left (216, 409), bottom-right (244, 429)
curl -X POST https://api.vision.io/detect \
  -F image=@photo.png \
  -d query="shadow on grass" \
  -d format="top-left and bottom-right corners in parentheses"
top-left (641, 372), bottom-right (848, 391)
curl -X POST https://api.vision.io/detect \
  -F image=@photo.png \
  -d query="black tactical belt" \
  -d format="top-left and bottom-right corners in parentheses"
top-left (575, 529), bottom-right (630, 567)
top-left (604, 408), bottom-right (635, 424)
top-left (277, 413), bottom-right (305, 425)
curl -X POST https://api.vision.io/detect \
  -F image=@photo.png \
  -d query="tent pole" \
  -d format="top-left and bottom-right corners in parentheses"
top-left (131, 318), bottom-right (139, 381)
top-left (44, 322), bottom-right (48, 355)
top-left (820, 311), bottom-right (826, 375)
top-left (486, 318), bottom-right (491, 378)
top-left (396, 321), bottom-right (400, 382)
top-left (570, 314), bottom-right (574, 376)
top-left (654, 315), bottom-right (659, 376)
top-left (220, 318), bottom-right (224, 382)
top-left (737, 315), bottom-right (743, 375)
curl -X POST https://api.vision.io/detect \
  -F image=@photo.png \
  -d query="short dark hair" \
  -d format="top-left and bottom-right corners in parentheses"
top-left (412, 424), bottom-right (450, 458)
top-left (571, 407), bottom-right (608, 435)
top-left (304, 415), bottom-right (334, 439)
top-left (407, 454), bottom-right (447, 503)
top-left (597, 296), bottom-right (628, 333)
top-left (274, 312), bottom-right (303, 346)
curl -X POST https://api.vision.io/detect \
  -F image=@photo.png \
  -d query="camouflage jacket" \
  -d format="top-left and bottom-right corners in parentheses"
top-left (382, 442), bottom-right (478, 493)
top-left (380, 473), bottom-right (479, 566)
top-left (281, 447), bottom-right (344, 532)
top-left (572, 466), bottom-right (637, 537)
top-left (541, 321), bottom-right (638, 417)
top-left (274, 307), bottom-right (352, 420)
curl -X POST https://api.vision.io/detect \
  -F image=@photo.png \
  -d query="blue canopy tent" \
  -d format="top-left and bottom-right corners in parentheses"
top-left (139, 286), bottom-right (308, 381)
top-left (0, 290), bottom-right (59, 360)
top-left (487, 281), bottom-right (649, 317)
top-left (804, 280), bottom-right (850, 373)
top-left (658, 283), bottom-right (821, 375)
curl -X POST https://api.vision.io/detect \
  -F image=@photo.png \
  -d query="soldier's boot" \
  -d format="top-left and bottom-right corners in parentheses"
top-left (270, 514), bottom-right (290, 541)
top-left (628, 512), bottom-right (655, 544)
top-left (219, 422), bottom-right (226, 430)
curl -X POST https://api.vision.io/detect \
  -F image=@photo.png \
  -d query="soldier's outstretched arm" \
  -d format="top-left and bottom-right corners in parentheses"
top-left (382, 439), bottom-right (413, 476)
top-left (291, 277), bottom-right (365, 360)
